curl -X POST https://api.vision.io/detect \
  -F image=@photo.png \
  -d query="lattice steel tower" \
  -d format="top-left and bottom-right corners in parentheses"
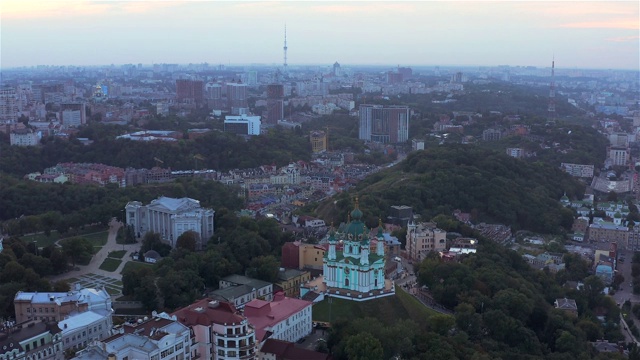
top-left (283, 25), bottom-right (288, 74)
top-left (548, 58), bottom-right (556, 121)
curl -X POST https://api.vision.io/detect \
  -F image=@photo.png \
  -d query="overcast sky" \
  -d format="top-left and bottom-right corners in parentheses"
top-left (1, 1), bottom-right (638, 70)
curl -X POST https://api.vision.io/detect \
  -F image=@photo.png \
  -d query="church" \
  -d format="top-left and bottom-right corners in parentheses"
top-left (323, 198), bottom-right (395, 301)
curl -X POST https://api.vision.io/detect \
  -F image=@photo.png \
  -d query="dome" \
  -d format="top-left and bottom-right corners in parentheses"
top-left (350, 197), bottom-right (363, 220)
top-left (342, 197), bottom-right (368, 241)
top-left (614, 212), bottom-right (622, 218)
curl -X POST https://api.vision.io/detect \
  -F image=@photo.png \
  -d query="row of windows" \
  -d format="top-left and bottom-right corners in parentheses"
top-left (26, 307), bottom-right (55, 313)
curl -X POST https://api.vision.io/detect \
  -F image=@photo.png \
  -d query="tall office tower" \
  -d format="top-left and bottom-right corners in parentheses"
top-left (205, 83), bottom-right (223, 109)
top-left (0, 87), bottom-right (18, 123)
top-left (386, 71), bottom-right (403, 84)
top-left (283, 25), bottom-right (288, 74)
top-left (359, 104), bottom-right (410, 143)
top-left (60, 103), bottom-right (86, 127)
top-left (176, 79), bottom-right (204, 103)
top-left (246, 71), bottom-right (258, 86)
top-left (227, 82), bottom-right (248, 114)
top-left (266, 84), bottom-right (284, 125)
top-left (548, 59), bottom-right (556, 120)
top-left (398, 67), bottom-right (413, 80)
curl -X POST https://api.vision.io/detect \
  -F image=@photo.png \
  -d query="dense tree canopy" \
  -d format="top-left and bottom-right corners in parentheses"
top-left (317, 145), bottom-right (583, 234)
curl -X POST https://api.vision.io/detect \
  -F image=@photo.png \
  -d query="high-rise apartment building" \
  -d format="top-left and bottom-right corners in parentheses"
top-left (205, 83), bottom-right (223, 109)
top-left (0, 87), bottom-right (18, 123)
top-left (227, 83), bottom-right (248, 114)
top-left (176, 79), bottom-right (204, 103)
top-left (358, 104), bottom-right (409, 143)
top-left (265, 84), bottom-right (284, 125)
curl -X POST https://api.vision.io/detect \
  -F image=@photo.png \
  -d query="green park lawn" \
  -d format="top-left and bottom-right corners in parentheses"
top-left (21, 231), bottom-right (61, 248)
top-left (99, 258), bottom-right (122, 272)
top-left (120, 261), bottom-right (154, 274)
top-left (108, 250), bottom-right (127, 259)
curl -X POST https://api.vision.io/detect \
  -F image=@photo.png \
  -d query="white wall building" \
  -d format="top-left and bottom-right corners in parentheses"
top-left (10, 128), bottom-right (41, 146)
top-left (59, 310), bottom-right (113, 351)
top-left (244, 293), bottom-right (312, 344)
top-left (73, 315), bottom-right (191, 360)
top-left (125, 196), bottom-right (214, 250)
top-left (224, 115), bottom-right (261, 136)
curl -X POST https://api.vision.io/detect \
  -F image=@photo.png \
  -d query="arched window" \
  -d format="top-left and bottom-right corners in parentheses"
top-left (344, 278), bottom-right (350, 287)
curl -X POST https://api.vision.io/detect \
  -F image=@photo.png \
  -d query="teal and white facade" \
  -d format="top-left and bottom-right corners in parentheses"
top-left (323, 199), bottom-right (394, 301)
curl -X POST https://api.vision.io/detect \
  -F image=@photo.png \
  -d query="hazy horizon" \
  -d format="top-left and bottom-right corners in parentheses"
top-left (1, 1), bottom-right (639, 70)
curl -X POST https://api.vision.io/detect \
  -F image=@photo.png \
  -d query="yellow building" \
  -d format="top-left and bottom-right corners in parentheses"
top-left (310, 130), bottom-right (327, 153)
top-left (299, 243), bottom-right (325, 270)
top-left (276, 269), bottom-right (311, 298)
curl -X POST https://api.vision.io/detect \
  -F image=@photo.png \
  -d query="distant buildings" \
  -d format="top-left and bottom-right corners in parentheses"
top-left (125, 196), bottom-right (215, 249)
top-left (560, 163), bottom-right (595, 178)
top-left (59, 103), bottom-right (86, 128)
top-left (10, 128), bottom-right (41, 146)
top-left (310, 130), bottom-right (327, 153)
top-left (0, 87), bottom-right (18, 123)
top-left (482, 128), bottom-right (504, 141)
top-left (358, 104), bottom-right (410, 143)
top-left (176, 79), bottom-right (204, 104)
top-left (506, 147), bottom-right (524, 158)
top-left (224, 114), bottom-right (261, 136)
top-left (608, 146), bottom-right (629, 167)
top-left (266, 84), bottom-right (285, 125)
top-left (411, 139), bottom-right (425, 151)
top-left (227, 82), bottom-right (248, 114)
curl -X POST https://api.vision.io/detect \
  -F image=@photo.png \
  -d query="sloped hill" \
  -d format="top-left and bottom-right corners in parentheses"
top-left (318, 145), bottom-right (585, 234)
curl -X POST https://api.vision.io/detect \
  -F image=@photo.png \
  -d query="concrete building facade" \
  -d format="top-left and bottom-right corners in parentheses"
top-left (125, 196), bottom-right (215, 250)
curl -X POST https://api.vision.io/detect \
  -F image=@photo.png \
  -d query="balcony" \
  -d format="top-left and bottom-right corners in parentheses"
top-left (239, 342), bottom-right (255, 351)
top-left (239, 352), bottom-right (255, 360)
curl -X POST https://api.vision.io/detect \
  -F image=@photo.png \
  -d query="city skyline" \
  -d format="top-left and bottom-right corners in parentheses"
top-left (1, 1), bottom-right (639, 70)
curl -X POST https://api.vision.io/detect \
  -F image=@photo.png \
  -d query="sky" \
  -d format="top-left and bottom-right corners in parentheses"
top-left (1, 0), bottom-right (638, 70)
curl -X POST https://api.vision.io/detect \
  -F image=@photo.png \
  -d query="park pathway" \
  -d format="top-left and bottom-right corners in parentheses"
top-left (48, 219), bottom-right (138, 283)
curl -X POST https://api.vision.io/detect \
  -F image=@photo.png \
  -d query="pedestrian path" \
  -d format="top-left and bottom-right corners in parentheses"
top-left (48, 219), bottom-right (139, 297)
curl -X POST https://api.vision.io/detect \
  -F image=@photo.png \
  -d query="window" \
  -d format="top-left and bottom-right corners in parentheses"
top-left (27, 308), bottom-right (31, 313)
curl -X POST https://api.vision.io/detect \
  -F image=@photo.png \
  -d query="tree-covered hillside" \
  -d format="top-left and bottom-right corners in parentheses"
top-left (317, 145), bottom-right (584, 234)
top-left (0, 126), bottom-right (312, 177)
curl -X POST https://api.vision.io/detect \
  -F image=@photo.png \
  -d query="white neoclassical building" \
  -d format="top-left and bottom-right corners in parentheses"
top-left (125, 196), bottom-right (215, 250)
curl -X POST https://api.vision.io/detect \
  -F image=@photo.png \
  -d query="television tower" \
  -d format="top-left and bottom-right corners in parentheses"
top-left (283, 24), bottom-right (288, 74)
top-left (548, 57), bottom-right (556, 121)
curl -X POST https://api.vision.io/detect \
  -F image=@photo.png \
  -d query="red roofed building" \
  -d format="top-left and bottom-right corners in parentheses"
top-left (172, 299), bottom-right (257, 360)
top-left (244, 292), bottom-right (312, 344)
top-left (259, 338), bottom-right (333, 360)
